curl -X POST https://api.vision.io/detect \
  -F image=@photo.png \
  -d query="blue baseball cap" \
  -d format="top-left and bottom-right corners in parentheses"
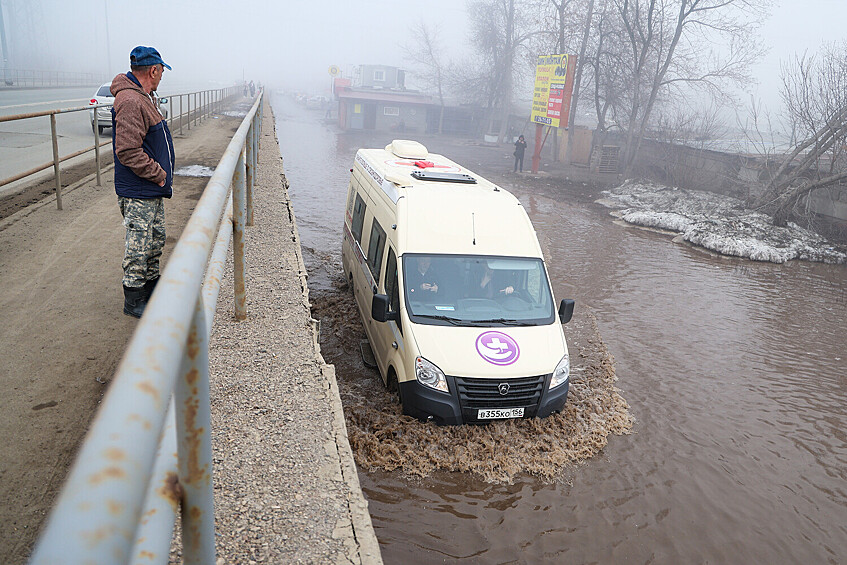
top-left (129, 46), bottom-right (172, 70)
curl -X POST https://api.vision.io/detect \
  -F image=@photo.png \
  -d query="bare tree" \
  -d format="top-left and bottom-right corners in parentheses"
top-left (463, 0), bottom-right (538, 141)
top-left (564, 0), bottom-right (595, 165)
top-left (756, 43), bottom-right (847, 225)
top-left (590, 0), bottom-right (768, 174)
top-left (404, 23), bottom-right (449, 134)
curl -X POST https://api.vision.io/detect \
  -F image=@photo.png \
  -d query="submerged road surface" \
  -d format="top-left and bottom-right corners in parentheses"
top-left (273, 93), bottom-right (847, 563)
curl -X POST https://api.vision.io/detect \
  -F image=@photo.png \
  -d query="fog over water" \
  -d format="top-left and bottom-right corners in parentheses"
top-left (2, 0), bottom-right (846, 111)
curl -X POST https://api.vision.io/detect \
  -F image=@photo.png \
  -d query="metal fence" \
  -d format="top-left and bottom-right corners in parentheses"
top-left (28, 90), bottom-right (264, 565)
top-left (167, 88), bottom-right (242, 136)
top-left (0, 68), bottom-right (108, 88)
top-left (0, 85), bottom-right (240, 209)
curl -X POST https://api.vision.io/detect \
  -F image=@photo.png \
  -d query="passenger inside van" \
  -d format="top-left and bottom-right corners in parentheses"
top-left (406, 257), bottom-right (440, 299)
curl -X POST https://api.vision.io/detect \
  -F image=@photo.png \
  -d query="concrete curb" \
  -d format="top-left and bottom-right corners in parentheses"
top-left (280, 146), bottom-right (383, 565)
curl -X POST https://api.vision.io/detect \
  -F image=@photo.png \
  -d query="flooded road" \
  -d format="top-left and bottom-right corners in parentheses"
top-left (273, 93), bottom-right (847, 563)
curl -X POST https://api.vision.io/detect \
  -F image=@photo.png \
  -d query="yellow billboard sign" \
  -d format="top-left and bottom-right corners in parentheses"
top-left (531, 54), bottom-right (576, 129)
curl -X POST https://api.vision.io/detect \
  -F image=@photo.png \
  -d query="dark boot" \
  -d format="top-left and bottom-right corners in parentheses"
top-left (143, 277), bottom-right (159, 301)
top-left (123, 285), bottom-right (147, 318)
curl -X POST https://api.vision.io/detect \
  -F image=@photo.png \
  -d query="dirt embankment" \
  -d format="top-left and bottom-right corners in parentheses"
top-left (0, 104), bottom-right (248, 564)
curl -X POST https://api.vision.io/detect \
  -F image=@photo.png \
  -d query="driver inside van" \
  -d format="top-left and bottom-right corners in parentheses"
top-left (406, 257), bottom-right (439, 298)
top-left (472, 265), bottom-right (515, 299)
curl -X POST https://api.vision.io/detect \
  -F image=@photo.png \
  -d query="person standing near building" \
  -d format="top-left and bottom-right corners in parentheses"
top-left (111, 46), bottom-right (175, 318)
top-left (513, 134), bottom-right (527, 173)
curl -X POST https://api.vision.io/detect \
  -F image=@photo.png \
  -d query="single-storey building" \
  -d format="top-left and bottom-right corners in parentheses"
top-left (333, 66), bottom-right (433, 133)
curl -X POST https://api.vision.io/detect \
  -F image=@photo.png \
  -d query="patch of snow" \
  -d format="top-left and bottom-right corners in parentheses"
top-left (174, 165), bottom-right (215, 177)
top-left (222, 111), bottom-right (247, 118)
top-left (598, 179), bottom-right (847, 264)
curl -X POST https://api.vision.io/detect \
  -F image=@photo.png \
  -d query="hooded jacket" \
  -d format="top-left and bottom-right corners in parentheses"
top-left (110, 72), bottom-right (175, 199)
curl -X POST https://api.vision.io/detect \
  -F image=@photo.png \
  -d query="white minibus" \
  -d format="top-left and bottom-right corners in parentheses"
top-left (341, 140), bottom-right (574, 424)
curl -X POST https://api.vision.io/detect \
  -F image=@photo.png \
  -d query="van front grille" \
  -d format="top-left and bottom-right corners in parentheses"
top-left (454, 374), bottom-right (547, 413)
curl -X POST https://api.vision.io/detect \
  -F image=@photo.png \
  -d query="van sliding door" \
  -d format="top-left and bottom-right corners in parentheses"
top-left (371, 246), bottom-right (401, 377)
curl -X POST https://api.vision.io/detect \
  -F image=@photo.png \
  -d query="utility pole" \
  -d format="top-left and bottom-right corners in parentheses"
top-left (104, 0), bottom-right (112, 75)
top-left (0, 0), bottom-right (10, 85)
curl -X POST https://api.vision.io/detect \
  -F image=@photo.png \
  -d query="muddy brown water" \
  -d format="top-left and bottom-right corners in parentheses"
top-left (273, 94), bottom-right (847, 564)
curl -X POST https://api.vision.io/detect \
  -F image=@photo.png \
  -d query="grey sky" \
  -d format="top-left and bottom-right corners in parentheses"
top-left (752, 0), bottom-right (846, 111)
top-left (2, 0), bottom-right (844, 112)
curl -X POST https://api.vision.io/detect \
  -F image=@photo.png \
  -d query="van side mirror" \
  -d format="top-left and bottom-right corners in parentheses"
top-left (558, 299), bottom-right (575, 324)
top-left (372, 293), bottom-right (398, 323)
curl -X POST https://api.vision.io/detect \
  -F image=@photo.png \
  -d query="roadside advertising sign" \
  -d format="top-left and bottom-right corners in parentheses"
top-left (530, 54), bottom-right (577, 129)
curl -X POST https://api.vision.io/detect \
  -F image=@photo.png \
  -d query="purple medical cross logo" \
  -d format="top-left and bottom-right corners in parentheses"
top-left (475, 331), bottom-right (520, 366)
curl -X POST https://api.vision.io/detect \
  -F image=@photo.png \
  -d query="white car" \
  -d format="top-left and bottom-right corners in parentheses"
top-left (89, 82), bottom-right (169, 135)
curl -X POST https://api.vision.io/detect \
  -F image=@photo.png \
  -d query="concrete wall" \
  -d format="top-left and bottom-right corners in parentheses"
top-left (373, 103), bottom-right (425, 132)
top-left (599, 133), bottom-right (847, 225)
top-left (807, 185), bottom-right (847, 222)
top-left (605, 134), bottom-right (747, 198)
top-left (342, 100), bottom-right (427, 132)
top-left (558, 127), bottom-right (593, 165)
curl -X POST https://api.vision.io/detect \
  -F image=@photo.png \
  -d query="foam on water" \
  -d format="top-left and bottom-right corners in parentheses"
top-left (598, 180), bottom-right (847, 264)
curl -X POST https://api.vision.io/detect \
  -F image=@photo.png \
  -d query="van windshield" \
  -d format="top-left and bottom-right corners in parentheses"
top-left (402, 254), bottom-right (556, 326)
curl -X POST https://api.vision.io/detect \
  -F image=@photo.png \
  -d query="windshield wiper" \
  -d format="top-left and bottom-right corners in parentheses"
top-left (467, 318), bottom-right (534, 326)
top-left (414, 314), bottom-right (465, 325)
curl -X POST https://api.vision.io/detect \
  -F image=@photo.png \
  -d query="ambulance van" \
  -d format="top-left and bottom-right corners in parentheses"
top-left (341, 140), bottom-right (575, 425)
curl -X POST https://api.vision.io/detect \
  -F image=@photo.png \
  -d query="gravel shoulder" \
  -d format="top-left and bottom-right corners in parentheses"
top-left (202, 102), bottom-right (381, 564)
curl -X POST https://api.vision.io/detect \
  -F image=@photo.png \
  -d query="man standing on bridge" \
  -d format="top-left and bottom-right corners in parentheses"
top-left (110, 46), bottom-right (175, 318)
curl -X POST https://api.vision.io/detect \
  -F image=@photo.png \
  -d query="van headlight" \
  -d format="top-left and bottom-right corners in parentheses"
top-left (415, 356), bottom-right (449, 393)
top-left (550, 354), bottom-right (570, 389)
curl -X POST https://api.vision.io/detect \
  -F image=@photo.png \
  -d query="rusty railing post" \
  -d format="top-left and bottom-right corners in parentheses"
top-left (49, 113), bottom-right (63, 210)
top-left (93, 111), bottom-right (102, 187)
top-left (174, 296), bottom-right (216, 564)
top-left (245, 122), bottom-right (254, 228)
top-left (232, 146), bottom-right (247, 320)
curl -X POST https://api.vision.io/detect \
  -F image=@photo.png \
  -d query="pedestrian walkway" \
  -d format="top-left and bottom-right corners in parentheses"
top-left (0, 98), bottom-right (381, 564)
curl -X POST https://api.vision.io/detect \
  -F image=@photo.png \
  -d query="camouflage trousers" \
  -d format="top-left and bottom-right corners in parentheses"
top-left (118, 196), bottom-right (165, 288)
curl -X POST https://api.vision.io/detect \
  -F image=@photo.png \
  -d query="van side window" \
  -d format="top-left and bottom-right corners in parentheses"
top-left (351, 194), bottom-right (366, 243)
top-left (366, 220), bottom-right (387, 283)
top-left (385, 248), bottom-right (401, 333)
top-left (345, 182), bottom-right (356, 217)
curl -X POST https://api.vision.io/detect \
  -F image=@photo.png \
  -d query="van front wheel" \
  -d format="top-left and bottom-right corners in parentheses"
top-left (387, 371), bottom-right (403, 405)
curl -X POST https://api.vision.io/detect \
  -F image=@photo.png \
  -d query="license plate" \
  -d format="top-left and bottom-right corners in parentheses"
top-left (477, 407), bottom-right (524, 420)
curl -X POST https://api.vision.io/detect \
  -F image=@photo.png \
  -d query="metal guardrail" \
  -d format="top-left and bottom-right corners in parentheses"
top-left (0, 103), bottom-right (113, 208)
top-left (0, 85), bottom-right (240, 208)
top-left (167, 88), bottom-right (242, 136)
top-left (29, 90), bottom-right (264, 564)
top-left (0, 68), bottom-right (107, 88)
